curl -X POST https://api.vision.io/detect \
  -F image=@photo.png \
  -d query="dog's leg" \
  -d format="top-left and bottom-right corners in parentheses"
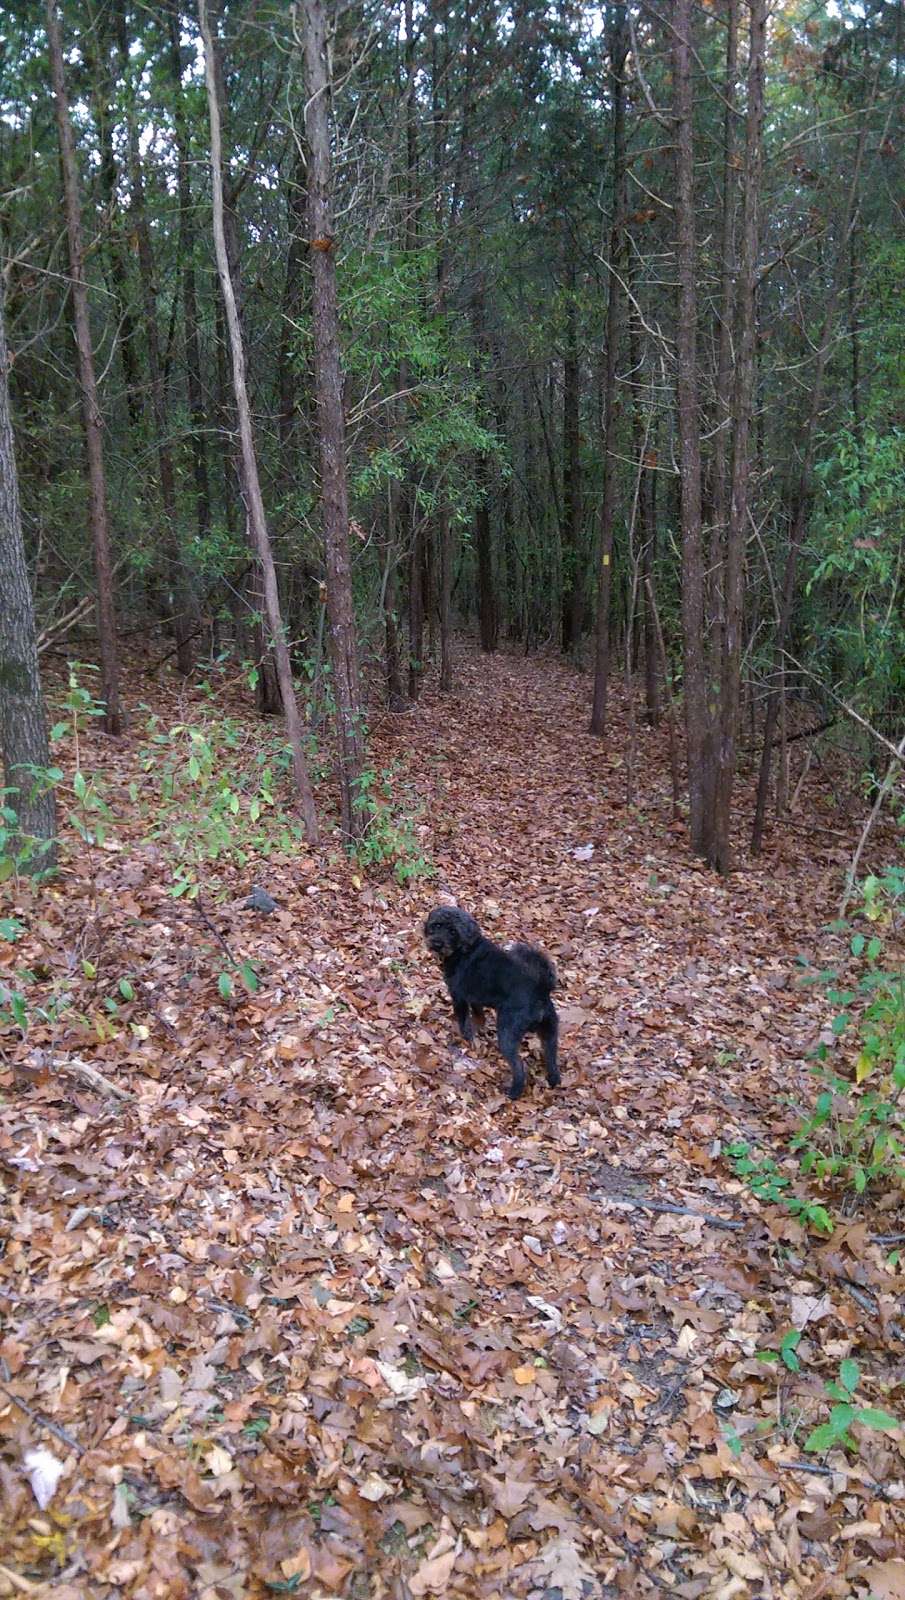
top-left (453, 999), bottom-right (475, 1043)
top-left (538, 1005), bottom-right (560, 1088)
top-left (497, 1014), bottom-right (527, 1100)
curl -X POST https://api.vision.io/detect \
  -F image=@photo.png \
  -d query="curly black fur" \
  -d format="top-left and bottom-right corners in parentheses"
top-left (423, 906), bottom-right (560, 1100)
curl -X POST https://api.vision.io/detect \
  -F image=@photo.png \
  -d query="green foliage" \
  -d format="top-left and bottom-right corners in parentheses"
top-left (0, 783), bottom-right (58, 883)
top-left (803, 1358), bottom-right (898, 1455)
top-left (350, 765), bottom-right (434, 886)
top-left (725, 1141), bottom-right (833, 1234)
top-left (132, 714), bottom-right (311, 895)
top-left (792, 870), bottom-right (905, 1198)
top-left (808, 423), bottom-right (905, 727)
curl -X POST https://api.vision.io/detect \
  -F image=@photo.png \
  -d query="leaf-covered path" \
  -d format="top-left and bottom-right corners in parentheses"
top-left (2, 648), bottom-right (903, 1598)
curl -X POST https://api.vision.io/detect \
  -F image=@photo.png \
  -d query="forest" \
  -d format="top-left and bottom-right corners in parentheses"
top-left (1, 0), bottom-right (905, 1595)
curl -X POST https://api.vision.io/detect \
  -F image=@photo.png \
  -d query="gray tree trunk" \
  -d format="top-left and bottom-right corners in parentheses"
top-left (0, 278), bottom-right (57, 867)
top-left (47, 0), bottom-right (122, 736)
top-left (300, 0), bottom-right (365, 843)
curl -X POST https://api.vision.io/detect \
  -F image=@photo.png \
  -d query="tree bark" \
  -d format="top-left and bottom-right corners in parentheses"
top-left (299, 0), bottom-right (365, 843)
top-left (117, 0), bottom-right (194, 675)
top-left (590, 2), bottom-right (628, 734)
top-left (167, 0), bottom-right (213, 548)
top-left (0, 276), bottom-right (57, 867)
top-left (711, 0), bottom-right (740, 557)
top-left (672, 0), bottom-right (711, 856)
top-left (560, 261), bottom-right (582, 654)
top-left (46, 0), bottom-right (122, 735)
top-left (198, 0), bottom-right (318, 843)
top-left (711, 0), bottom-right (766, 873)
top-left (438, 506), bottom-right (453, 691)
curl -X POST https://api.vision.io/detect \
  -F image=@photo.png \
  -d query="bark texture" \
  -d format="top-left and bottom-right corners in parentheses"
top-left (0, 279), bottom-right (57, 866)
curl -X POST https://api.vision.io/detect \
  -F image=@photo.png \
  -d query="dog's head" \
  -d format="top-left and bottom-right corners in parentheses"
top-left (423, 906), bottom-right (482, 962)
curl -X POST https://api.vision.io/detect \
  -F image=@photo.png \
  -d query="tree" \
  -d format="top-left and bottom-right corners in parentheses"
top-left (299, 0), bottom-right (365, 844)
top-left (671, 0), bottom-right (711, 857)
top-left (0, 273), bottom-right (56, 868)
top-left (590, 2), bottom-right (628, 736)
top-left (198, 0), bottom-right (319, 845)
top-left (46, 0), bottom-right (122, 735)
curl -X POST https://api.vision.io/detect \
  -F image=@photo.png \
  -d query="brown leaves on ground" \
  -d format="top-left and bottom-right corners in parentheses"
top-left (1, 648), bottom-right (903, 1598)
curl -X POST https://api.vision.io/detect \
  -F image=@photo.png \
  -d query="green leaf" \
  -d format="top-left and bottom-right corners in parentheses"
top-left (803, 1422), bottom-right (842, 1453)
top-left (780, 1329), bottom-right (802, 1372)
top-left (188, 755), bottom-right (201, 782)
top-left (831, 1012), bottom-right (848, 1036)
top-left (119, 978), bottom-right (135, 1001)
top-left (0, 917), bottom-right (24, 942)
top-left (82, 959), bottom-right (96, 979)
top-left (839, 1359), bottom-right (860, 1395)
top-left (218, 972), bottom-right (233, 1000)
top-left (240, 961), bottom-right (260, 993)
top-left (866, 937), bottom-right (882, 961)
top-left (73, 771), bottom-right (87, 801)
top-left (851, 933), bottom-right (866, 956)
top-left (852, 1406), bottom-right (898, 1430)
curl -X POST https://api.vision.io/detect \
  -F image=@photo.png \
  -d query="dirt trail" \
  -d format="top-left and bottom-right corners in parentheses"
top-left (2, 646), bottom-right (902, 1597)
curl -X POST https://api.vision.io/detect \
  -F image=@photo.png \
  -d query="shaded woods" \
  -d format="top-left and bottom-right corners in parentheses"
top-left (2, 4), bottom-right (905, 1595)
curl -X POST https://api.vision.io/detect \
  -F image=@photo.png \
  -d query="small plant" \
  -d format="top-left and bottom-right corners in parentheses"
top-left (756, 1328), bottom-right (802, 1373)
top-left (132, 715), bottom-right (308, 895)
top-left (0, 773), bottom-right (61, 883)
top-left (725, 1141), bottom-right (833, 1234)
top-left (803, 1358), bottom-right (898, 1455)
top-left (351, 765), bottom-right (434, 886)
top-left (792, 869), bottom-right (905, 1199)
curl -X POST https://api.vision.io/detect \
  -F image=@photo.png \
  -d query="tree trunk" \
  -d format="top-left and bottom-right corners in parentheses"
top-left (711, 0), bottom-right (740, 560)
top-left (47, 0), bottom-right (122, 735)
top-left (117, 0), bottom-right (194, 676)
top-left (384, 477), bottom-right (406, 710)
top-left (560, 263), bottom-right (581, 654)
top-left (672, 0), bottom-right (711, 856)
top-left (198, 0), bottom-right (318, 843)
top-left (590, 2), bottom-right (628, 734)
top-left (711, 0), bottom-right (766, 874)
top-left (438, 506), bottom-right (453, 692)
top-left (299, 0), bottom-right (365, 843)
top-left (168, 0), bottom-right (213, 548)
top-left (0, 278), bottom-right (57, 867)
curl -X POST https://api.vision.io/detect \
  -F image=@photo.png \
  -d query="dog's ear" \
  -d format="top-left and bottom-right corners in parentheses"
top-left (453, 910), bottom-right (482, 950)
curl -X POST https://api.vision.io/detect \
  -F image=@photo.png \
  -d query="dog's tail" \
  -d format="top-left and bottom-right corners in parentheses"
top-left (510, 943), bottom-right (557, 993)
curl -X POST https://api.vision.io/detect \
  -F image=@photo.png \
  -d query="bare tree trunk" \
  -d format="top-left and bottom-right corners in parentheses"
top-left (590, 2), bottom-right (628, 733)
top-left (711, 0), bottom-right (766, 873)
top-left (0, 276), bottom-right (57, 867)
top-left (168, 0), bottom-right (213, 548)
top-left (384, 477), bottom-right (406, 709)
top-left (672, 0), bottom-right (711, 857)
top-left (711, 0), bottom-right (740, 555)
top-left (46, 0), bottom-right (122, 735)
top-left (117, 0), bottom-right (194, 676)
top-left (438, 506), bottom-right (453, 692)
top-left (560, 263), bottom-right (581, 654)
top-left (198, 0), bottom-right (318, 843)
top-left (298, 0), bottom-right (365, 843)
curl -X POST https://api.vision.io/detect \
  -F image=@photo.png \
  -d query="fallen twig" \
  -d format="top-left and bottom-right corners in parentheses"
top-left (598, 1193), bottom-right (744, 1231)
top-left (55, 1056), bottom-right (132, 1102)
top-left (195, 894), bottom-right (238, 968)
top-left (0, 1383), bottom-right (84, 1457)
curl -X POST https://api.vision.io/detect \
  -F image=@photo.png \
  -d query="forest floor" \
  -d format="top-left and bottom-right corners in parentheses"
top-left (1, 643), bottom-right (904, 1600)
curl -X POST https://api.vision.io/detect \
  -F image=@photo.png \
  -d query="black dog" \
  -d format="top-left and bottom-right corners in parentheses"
top-left (424, 906), bottom-right (560, 1100)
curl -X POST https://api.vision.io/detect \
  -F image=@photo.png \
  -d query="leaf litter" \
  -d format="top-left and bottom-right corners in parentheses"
top-left (1, 647), bottom-right (903, 1597)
